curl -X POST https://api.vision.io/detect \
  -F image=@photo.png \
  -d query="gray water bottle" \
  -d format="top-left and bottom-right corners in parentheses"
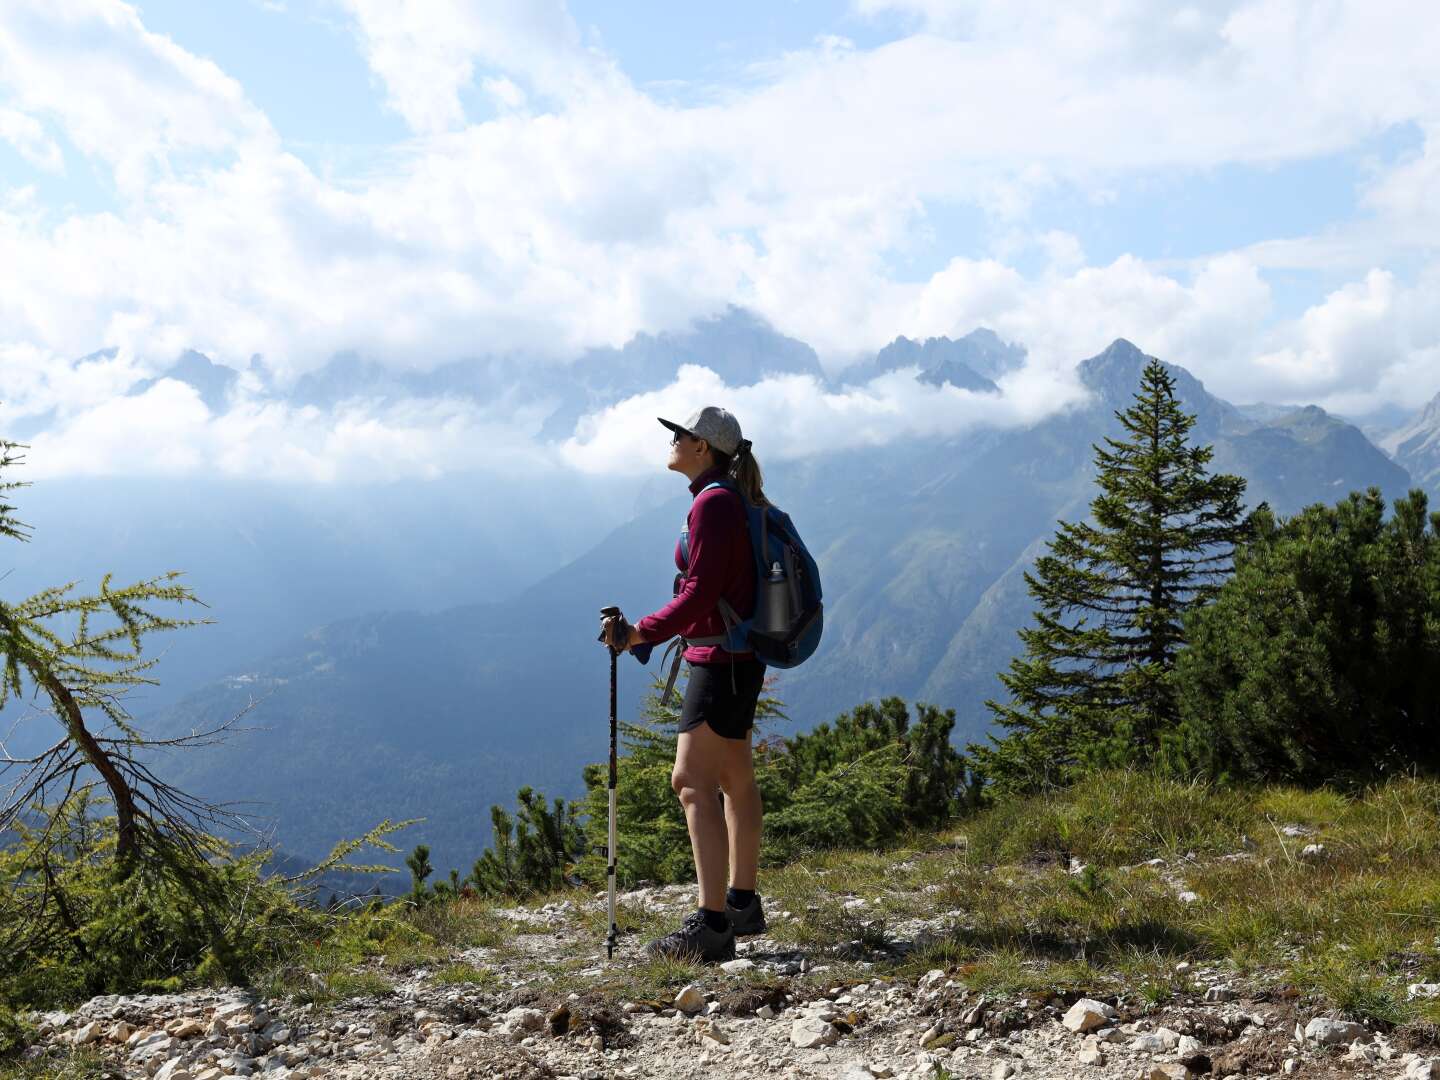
top-left (763, 560), bottom-right (792, 634)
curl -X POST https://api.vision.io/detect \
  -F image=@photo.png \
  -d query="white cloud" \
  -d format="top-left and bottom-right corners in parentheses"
top-left (0, 105), bottom-right (62, 172)
top-left (24, 378), bottom-right (560, 483)
top-left (559, 361), bottom-right (1082, 477)
top-left (1248, 268), bottom-right (1440, 413)
top-left (0, 0), bottom-right (276, 198)
top-left (1, 0), bottom-right (1439, 482)
top-left (334, 0), bottom-right (618, 133)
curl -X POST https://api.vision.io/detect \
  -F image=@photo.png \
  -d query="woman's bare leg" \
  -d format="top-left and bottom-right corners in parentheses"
top-left (672, 725), bottom-right (730, 911)
top-left (719, 733), bottom-right (761, 891)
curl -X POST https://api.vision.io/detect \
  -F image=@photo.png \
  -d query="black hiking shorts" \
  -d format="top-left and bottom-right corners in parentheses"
top-left (679, 659), bottom-right (766, 740)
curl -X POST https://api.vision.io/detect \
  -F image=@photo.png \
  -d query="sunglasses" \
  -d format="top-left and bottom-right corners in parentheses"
top-left (670, 431), bottom-right (690, 445)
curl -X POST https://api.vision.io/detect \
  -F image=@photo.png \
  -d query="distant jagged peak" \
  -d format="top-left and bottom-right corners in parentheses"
top-left (1399, 388), bottom-right (1440, 431)
top-left (875, 327), bottom-right (1025, 380)
top-left (1381, 387), bottom-right (1440, 457)
top-left (869, 327), bottom-right (1022, 393)
top-left (583, 304), bottom-right (824, 388)
top-left (129, 349), bottom-right (240, 413)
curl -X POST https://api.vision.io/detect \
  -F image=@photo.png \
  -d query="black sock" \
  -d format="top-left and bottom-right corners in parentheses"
top-left (699, 907), bottom-right (729, 932)
top-left (726, 887), bottom-right (756, 909)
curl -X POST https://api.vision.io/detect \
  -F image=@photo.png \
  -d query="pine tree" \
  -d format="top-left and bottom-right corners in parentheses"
top-left (469, 786), bottom-right (585, 897)
top-left (0, 439), bottom-right (214, 864)
top-left (973, 359), bottom-right (1247, 793)
top-left (1174, 488), bottom-right (1440, 783)
top-left (405, 843), bottom-right (433, 903)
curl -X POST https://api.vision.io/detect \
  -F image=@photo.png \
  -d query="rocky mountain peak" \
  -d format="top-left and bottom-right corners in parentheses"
top-left (130, 350), bottom-right (240, 413)
top-left (870, 328), bottom-right (1022, 393)
top-left (1076, 338), bottom-right (1148, 396)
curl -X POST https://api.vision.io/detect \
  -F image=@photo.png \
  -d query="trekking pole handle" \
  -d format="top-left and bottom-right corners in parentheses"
top-left (599, 605), bottom-right (625, 653)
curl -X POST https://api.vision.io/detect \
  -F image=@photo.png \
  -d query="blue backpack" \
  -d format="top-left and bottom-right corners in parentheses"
top-left (658, 479), bottom-right (824, 703)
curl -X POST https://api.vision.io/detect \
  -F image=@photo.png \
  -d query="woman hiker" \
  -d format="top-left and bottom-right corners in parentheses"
top-left (600, 405), bottom-right (768, 963)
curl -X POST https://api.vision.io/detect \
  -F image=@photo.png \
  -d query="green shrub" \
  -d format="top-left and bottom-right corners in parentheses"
top-left (574, 682), bottom-right (976, 887)
top-left (1174, 489), bottom-right (1440, 784)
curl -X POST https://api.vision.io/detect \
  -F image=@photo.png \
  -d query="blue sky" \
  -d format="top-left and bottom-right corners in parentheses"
top-left (1, 0), bottom-right (1438, 480)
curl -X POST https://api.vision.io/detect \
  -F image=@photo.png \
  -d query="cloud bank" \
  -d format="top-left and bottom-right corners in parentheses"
top-left (1, 0), bottom-right (1438, 482)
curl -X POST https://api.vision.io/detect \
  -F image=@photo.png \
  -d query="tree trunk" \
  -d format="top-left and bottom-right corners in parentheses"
top-left (39, 672), bottom-right (139, 863)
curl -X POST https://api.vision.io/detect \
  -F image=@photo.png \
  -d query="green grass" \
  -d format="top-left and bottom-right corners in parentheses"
top-left (230, 771), bottom-right (1440, 1031)
top-left (432, 962), bottom-right (500, 988)
top-left (0, 1047), bottom-right (113, 1080)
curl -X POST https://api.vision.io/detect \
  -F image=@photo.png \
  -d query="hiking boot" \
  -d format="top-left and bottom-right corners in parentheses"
top-left (726, 892), bottom-right (767, 937)
top-left (644, 910), bottom-right (735, 964)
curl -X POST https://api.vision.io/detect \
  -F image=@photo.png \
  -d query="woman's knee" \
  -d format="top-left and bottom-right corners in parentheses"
top-left (671, 767), bottom-right (717, 805)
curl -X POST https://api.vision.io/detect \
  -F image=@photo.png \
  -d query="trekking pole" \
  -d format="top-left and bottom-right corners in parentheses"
top-left (599, 606), bottom-right (622, 961)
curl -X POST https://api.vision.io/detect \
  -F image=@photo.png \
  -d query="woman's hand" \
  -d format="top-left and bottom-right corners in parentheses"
top-left (600, 613), bottom-right (646, 652)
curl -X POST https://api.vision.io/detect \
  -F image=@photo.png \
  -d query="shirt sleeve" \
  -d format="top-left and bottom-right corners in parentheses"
top-left (635, 489), bottom-right (744, 644)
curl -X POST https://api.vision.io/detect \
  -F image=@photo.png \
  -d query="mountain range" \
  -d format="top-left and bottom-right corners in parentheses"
top-left (133, 329), bottom-right (1421, 876)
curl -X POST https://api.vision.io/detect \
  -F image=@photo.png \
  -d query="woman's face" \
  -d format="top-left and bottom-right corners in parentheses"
top-left (667, 430), bottom-right (710, 475)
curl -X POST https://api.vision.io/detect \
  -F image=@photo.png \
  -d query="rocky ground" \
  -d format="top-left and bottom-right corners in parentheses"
top-left (16, 881), bottom-right (1440, 1080)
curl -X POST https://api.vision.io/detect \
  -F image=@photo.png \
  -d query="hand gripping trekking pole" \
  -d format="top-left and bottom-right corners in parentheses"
top-left (598, 606), bottom-right (622, 960)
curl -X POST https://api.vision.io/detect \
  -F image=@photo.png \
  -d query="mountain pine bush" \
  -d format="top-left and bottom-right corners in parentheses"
top-left (467, 787), bottom-right (585, 897)
top-left (1173, 488), bottom-right (1440, 782)
top-left (571, 678), bottom-right (976, 887)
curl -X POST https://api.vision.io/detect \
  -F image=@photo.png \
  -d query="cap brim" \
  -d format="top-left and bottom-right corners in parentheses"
top-left (658, 417), bottom-right (692, 437)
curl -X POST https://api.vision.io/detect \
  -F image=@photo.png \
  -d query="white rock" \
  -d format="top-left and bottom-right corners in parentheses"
top-left (720, 959), bottom-right (755, 975)
top-left (1133, 1029), bottom-right (1181, 1054)
top-left (1405, 1058), bottom-right (1437, 1080)
top-left (756, 1005), bottom-right (776, 1020)
top-left (992, 1063), bottom-right (1017, 1080)
top-left (1304, 1017), bottom-right (1367, 1046)
top-left (790, 1016), bottom-right (839, 1049)
top-left (72, 1020), bottom-right (103, 1045)
top-left (1344, 1039), bottom-right (1380, 1064)
top-left (696, 1019), bottom-right (731, 1046)
top-left (1409, 984), bottom-right (1440, 1000)
top-left (1062, 999), bottom-right (1115, 1034)
top-left (1203, 985), bottom-right (1235, 1002)
top-left (1282, 1058), bottom-right (1297, 1074)
top-left (1176, 1035), bottom-right (1203, 1055)
top-left (675, 984), bottom-right (707, 1014)
top-left (1146, 1066), bottom-right (1192, 1080)
top-left (499, 1007), bottom-right (545, 1040)
top-left (154, 1061), bottom-right (193, 1080)
top-left (869, 1066), bottom-right (895, 1078)
top-left (1078, 1048), bottom-right (1106, 1066)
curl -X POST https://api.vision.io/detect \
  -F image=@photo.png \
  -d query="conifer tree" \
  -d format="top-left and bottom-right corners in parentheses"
top-left (405, 843), bottom-right (433, 903)
top-left (974, 360), bottom-right (1247, 793)
top-left (469, 786), bottom-right (584, 897)
top-left (1175, 488), bottom-right (1440, 783)
top-left (0, 439), bottom-right (220, 864)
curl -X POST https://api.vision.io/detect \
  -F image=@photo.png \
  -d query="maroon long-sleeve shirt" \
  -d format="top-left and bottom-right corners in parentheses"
top-left (636, 467), bottom-right (757, 663)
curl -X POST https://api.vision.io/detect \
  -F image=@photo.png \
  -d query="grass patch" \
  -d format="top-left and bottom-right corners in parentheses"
top-left (0, 1047), bottom-right (113, 1080)
top-left (218, 772), bottom-right (1440, 1026)
top-left (432, 963), bottom-right (500, 989)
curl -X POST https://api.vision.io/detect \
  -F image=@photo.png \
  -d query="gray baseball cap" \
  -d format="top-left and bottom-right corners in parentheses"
top-left (658, 405), bottom-right (743, 455)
